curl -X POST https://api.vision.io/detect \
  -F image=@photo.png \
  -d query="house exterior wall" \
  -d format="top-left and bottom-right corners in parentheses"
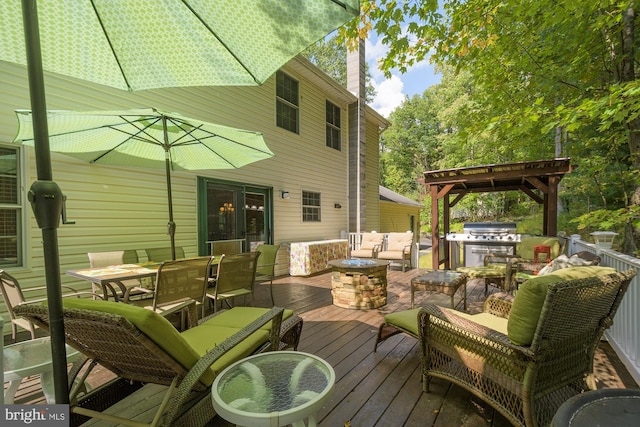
top-left (0, 57), bottom-right (386, 331)
top-left (366, 123), bottom-right (381, 231)
top-left (379, 200), bottom-right (421, 236)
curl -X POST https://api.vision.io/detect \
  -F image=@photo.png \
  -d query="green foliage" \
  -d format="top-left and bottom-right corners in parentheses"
top-left (342, 0), bottom-right (640, 254)
top-left (302, 35), bottom-right (377, 103)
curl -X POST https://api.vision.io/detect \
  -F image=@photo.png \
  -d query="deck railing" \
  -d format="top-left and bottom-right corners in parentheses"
top-left (567, 234), bottom-right (640, 385)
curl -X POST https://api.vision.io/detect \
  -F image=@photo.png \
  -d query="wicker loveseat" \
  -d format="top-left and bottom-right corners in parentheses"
top-left (417, 267), bottom-right (636, 427)
top-left (15, 299), bottom-right (303, 427)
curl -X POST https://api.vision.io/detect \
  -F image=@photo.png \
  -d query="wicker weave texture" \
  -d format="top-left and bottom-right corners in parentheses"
top-left (418, 269), bottom-right (636, 427)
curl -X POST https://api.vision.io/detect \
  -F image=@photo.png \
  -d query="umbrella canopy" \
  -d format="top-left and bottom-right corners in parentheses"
top-left (1, 0), bottom-right (360, 91)
top-left (14, 108), bottom-right (275, 260)
top-left (1, 0), bottom-right (359, 404)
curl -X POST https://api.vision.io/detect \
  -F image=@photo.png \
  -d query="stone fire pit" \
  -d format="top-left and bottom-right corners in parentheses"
top-left (328, 259), bottom-right (389, 309)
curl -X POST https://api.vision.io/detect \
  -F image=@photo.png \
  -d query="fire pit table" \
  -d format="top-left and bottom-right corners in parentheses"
top-left (329, 259), bottom-right (389, 309)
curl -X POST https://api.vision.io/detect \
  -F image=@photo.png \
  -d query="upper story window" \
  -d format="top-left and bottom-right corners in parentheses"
top-left (0, 145), bottom-right (23, 268)
top-left (302, 191), bottom-right (321, 222)
top-left (276, 71), bottom-right (299, 134)
top-left (326, 100), bottom-right (341, 150)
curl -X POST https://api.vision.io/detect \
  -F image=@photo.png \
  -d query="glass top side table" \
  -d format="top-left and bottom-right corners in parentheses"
top-left (3, 336), bottom-right (80, 404)
top-left (212, 351), bottom-right (335, 427)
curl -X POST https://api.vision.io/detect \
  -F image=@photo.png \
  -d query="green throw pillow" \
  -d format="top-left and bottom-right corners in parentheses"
top-left (507, 266), bottom-right (617, 346)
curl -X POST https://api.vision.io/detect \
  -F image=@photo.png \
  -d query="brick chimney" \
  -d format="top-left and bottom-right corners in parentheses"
top-left (347, 38), bottom-right (366, 233)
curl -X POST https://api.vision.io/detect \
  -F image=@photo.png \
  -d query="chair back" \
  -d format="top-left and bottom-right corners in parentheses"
top-left (145, 247), bottom-right (185, 262)
top-left (530, 270), bottom-right (635, 377)
top-left (359, 232), bottom-right (384, 250)
top-left (214, 252), bottom-right (260, 296)
top-left (14, 301), bottom-right (194, 386)
top-left (385, 231), bottom-right (414, 252)
top-left (517, 236), bottom-right (565, 260)
top-left (153, 256), bottom-right (213, 309)
top-left (255, 244), bottom-right (279, 278)
top-left (209, 239), bottom-right (244, 256)
top-left (0, 269), bottom-right (26, 318)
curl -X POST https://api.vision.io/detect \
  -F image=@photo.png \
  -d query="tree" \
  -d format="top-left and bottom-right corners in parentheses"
top-left (302, 35), bottom-right (376, 103)
top-left (340, 0), bottom-right (640, 254)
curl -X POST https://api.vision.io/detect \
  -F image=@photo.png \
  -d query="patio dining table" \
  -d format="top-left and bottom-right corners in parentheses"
top-left (66, 263), bottom-right (160, 302)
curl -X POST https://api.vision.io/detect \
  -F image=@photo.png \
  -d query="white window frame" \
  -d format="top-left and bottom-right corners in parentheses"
top-left (276, 71), bottom-right (300, 134)
top-left (302, 191), bottom-right (321, 222)
top-left (326, 100), bottom-right (341, 150)
top-left (0, 144), bottom-right (25, 268)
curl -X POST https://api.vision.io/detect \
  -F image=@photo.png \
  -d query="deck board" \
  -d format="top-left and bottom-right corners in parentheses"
top-left (5, 268), bottom-right (637, 426)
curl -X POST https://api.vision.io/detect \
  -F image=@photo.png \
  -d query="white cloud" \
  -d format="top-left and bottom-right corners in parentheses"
top-left (363, 30), bottom-right (439, 116)
top-left (371, 75), bottom-right (407, 118)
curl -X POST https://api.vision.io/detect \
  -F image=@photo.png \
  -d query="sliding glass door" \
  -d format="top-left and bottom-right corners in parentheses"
top-left (197, 178), bottom-right (273, 255)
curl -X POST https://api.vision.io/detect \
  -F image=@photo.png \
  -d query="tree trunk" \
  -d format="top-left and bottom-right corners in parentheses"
top-left (621, 6), bottom-right (640, 255)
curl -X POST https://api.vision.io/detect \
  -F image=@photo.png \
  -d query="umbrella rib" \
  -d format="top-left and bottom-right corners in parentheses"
top-left (89, 0), bottom-right (133, 91)
top-left (91, 116), bottom-right (165, 163)
top-left (180, 0), bottom-right (261, 85)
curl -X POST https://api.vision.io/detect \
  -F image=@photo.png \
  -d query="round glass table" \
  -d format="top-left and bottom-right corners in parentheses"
top-left (211, 351), bottom-right (335, 427)
top-left (3, 336), bottom-right (80, 404)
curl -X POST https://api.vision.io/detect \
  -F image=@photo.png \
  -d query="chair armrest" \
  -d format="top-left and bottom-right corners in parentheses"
top-left (22, 285), bottom-right (79, 294)
top-left (483, 292), bottom-right (514, 318)
top-left (483, 253), bottom-right (520, 266)
top-left (418, 304), bottom-right (533, 357)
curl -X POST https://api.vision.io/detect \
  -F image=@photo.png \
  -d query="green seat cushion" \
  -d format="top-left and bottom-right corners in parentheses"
top-left (201, 307), bottom-right (293, 332)
top-left (457, 264), bottom-right (506, 278)
top-left (451, 310), bottom-right (509, 336)
top-left (383, 308), bottom-right (421, 337)
top-left (507, 266), bottom-right (617, 346)
top-left (518, 236), bottom-right (563, 260)
top-left (181, 325), bottom-right (270, 379)
top-left (62, 298), bottom-right (202, 378)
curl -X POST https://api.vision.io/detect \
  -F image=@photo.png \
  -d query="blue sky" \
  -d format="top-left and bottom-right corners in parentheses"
top-left (365, 33), bottom-right (442, 117)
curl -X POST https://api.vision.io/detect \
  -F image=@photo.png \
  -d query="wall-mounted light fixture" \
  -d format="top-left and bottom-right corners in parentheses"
top-left (334, 203), bottom-right (342, 209)
top-left (281, 191), bottom-right (290, 199)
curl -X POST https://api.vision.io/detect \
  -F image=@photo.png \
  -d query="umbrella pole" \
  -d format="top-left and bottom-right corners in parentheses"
top-left (21, 0), bottom-right (69, 404)
top-left (163, 117), bottom-right (176, 260)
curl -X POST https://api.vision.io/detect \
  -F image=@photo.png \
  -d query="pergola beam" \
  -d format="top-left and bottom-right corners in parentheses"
top-left (425, 158), bottom-right (572, 269)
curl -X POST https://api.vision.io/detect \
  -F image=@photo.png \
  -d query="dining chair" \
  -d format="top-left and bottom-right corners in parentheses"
top-left (0, 269), bottom-right (85, 340)
top-left (255, 244), bottom-right (280, 305)
top-left (144, 247), bottom-right (185, 262)
top-left (130, 256), bottom-right (213, 330)
top-left (87, 250), bottom-right (147, 302)
top-left (206, 252), bottom-right (260, 314)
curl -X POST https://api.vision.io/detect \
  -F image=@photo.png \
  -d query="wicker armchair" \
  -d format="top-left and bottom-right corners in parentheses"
top-left (14, 299), bottom-right (302, 427)
top-left (417, 268), bottom-right (636, 427)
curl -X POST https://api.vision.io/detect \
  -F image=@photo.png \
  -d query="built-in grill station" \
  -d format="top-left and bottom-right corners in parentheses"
top-left (446, 222), bottom-right (521, 267)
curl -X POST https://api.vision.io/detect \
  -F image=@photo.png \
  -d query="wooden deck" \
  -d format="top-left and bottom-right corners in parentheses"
top-left (6, 268), bottom-right (637, 426)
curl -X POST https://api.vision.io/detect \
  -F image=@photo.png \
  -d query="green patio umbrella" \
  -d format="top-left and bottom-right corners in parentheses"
top-left (14, 108), bottom-right (275, 261)
top-left (1, 0), bottom-right (359, 403)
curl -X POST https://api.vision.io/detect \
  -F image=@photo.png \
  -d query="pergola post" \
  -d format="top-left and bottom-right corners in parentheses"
top-left (423, 159), bottom-right (572, 270)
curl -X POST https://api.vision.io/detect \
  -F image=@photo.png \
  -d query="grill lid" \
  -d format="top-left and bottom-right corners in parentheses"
top-left (463, 222), bottom-right (517, 234)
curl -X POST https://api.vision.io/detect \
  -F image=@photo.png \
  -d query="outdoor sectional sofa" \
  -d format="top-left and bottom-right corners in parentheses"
top-left (15, 299), bottom-right (303, 427)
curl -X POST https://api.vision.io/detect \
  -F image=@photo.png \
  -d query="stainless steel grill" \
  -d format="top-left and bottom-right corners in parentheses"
top-left (447, 222), bottom-right (520, 266)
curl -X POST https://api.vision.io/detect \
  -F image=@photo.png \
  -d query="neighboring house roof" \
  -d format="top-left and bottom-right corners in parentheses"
top-left (379, 186), bottom-right (422, 208)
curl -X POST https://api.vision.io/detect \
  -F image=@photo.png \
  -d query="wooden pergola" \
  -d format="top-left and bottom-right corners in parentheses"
top-left (422, 158), bottom-right (573, 269)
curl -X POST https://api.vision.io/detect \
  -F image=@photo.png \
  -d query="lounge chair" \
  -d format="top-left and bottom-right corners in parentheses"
top-left (14, 299), bottom-right (303, 427)
top-left (417, 267), bottom-right (635, 427)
